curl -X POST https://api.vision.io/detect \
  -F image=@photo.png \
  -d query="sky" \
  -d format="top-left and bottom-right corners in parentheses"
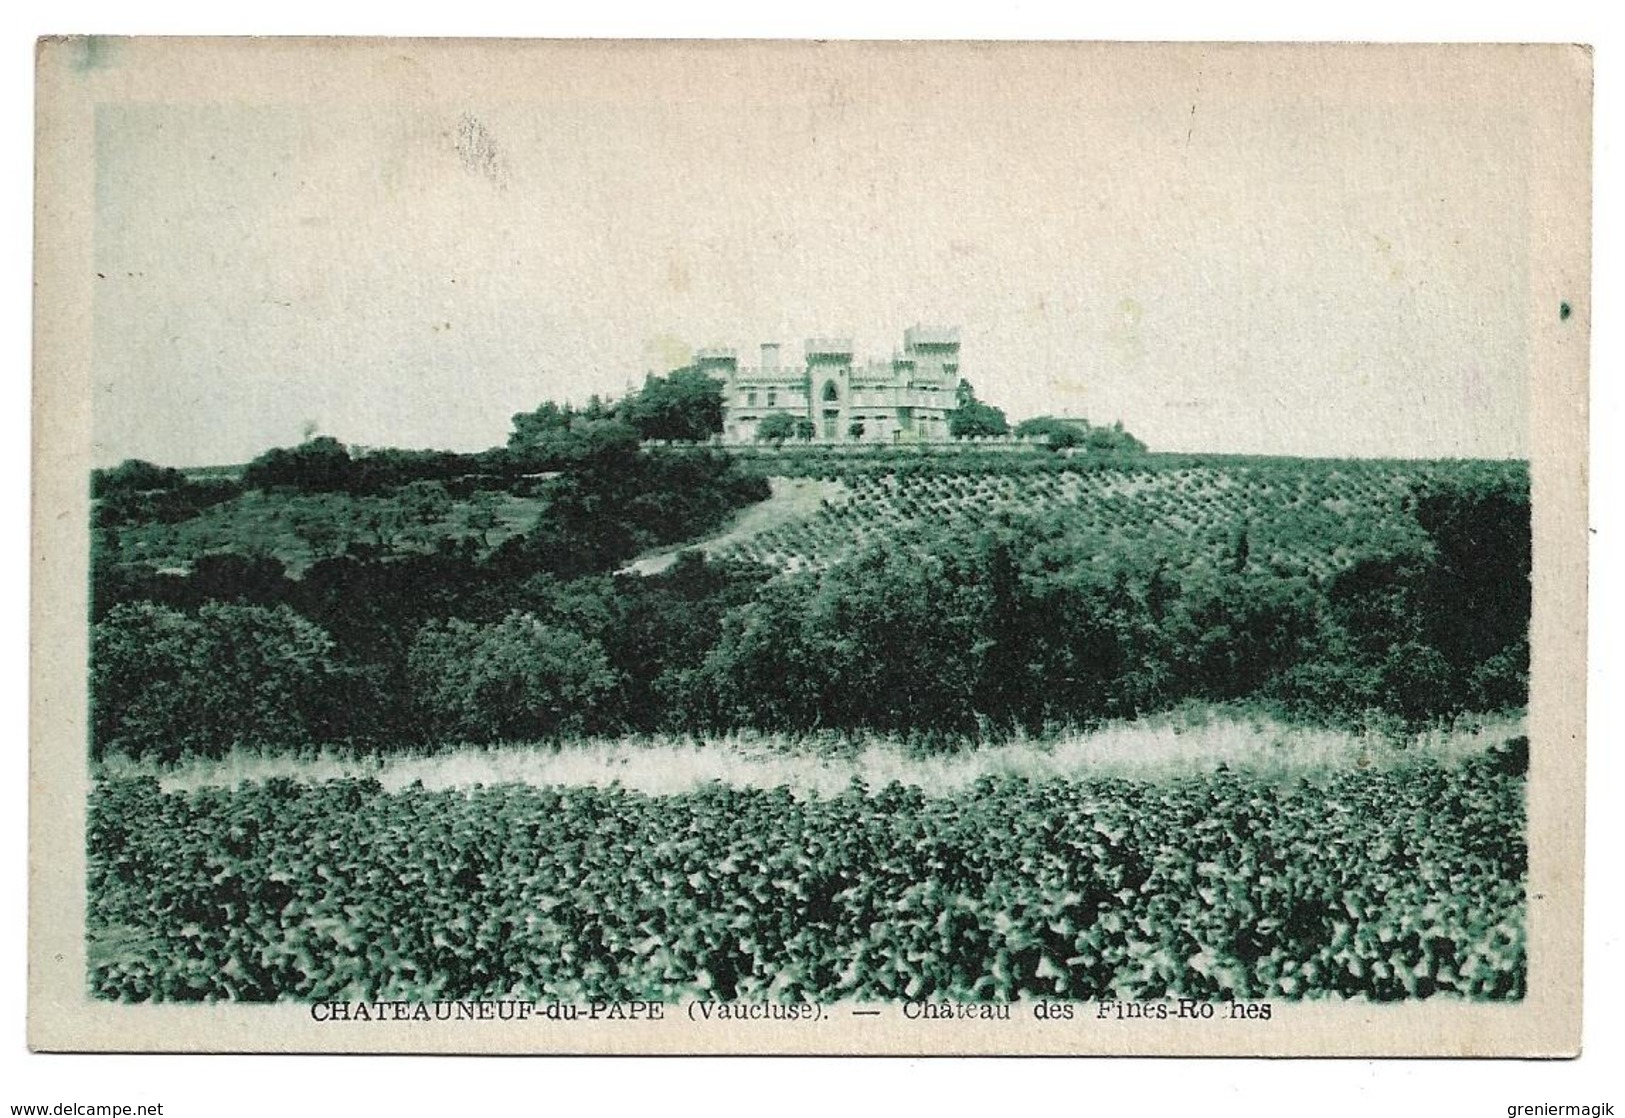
top-left (89, 42), bottom-right (1536, 466)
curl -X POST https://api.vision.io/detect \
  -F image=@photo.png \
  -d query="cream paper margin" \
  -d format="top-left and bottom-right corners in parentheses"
top-left (28, 38), bottom-right (1591, 1056)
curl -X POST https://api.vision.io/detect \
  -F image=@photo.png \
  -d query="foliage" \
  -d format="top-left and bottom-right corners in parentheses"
top-left (620, 366), bottom-right (726, 443)
top-left (699, 536), bottom-right (1003, 736)
top-left (92, 458), bottom-right (241, 532)
top-left (590, 551), bottom-right (773, 733)
top-left (756, 412), bottom-right (801, 446)
top-left (1014, 416), bottom-right (1088, 450)
top-left (344, 448), bottom-right (497, 496)
top-left (88, 749), bottom-right (1525, 1002)
top-left (947, 395), bottom-right (1010, 439)
top-left (92, 459), bottom-right (187, 497)
top-left (1267, 470), bottom-right (1531, 722)
top-left (506, 403), bottom-right (641, 468)
top-left (243, 437), bottom-right (355, 492)
top-left (407, 612), bottom-right (619, 742)
top-left (90, 602), bottom-right (351, 762)
top-left (93, 475), bottom-right (244, 530)
top-left (486, 450), bottom-right (770, 581)
top-left (88, 450), bottom-right (1527, 758)
top-left (1083, 421), bottom-right (1148, 454)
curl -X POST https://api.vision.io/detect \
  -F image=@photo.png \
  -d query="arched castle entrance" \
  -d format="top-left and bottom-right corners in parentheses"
top-left (821, 380), bottom-right (841, 440)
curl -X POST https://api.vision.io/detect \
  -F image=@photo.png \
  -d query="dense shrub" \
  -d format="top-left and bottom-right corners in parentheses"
top-left (407, 612), bottom-right (619, 743)
top-left (93, 476), bottom-right (242, 529)
top-left (243, 437), bottom-right (354, 492)
top-left (90, 602), bottom-right (349, 762)
top-left (91, 459), bottom-right (187, 497)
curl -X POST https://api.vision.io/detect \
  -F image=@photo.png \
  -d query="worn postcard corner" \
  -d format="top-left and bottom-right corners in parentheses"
top-left (30, 38), bottom-right (1590, 1056)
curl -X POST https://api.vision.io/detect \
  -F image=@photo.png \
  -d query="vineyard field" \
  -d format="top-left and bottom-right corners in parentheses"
top-left (89, 741), bottom-right (1526, 1004)
top-left (717, 457), bottom-right (1525, 579)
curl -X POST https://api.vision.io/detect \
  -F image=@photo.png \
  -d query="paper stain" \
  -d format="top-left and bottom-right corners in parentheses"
top-left (69, 36), bottom-right (117, 73)
top-left (643, 334), bottom-right (693, 374)
top-left (1370, 232), bottom-right (1404, 282)
top-left (376, 53), bottom-right (433, 101)
top-left (1108, 296), bottom-right (1147, 369)
top-left (455, 113), bottom-right (507, 189)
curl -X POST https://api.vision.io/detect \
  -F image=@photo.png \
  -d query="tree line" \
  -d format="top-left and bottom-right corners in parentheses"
top-left (89, 443), bottom-right (1528, 762)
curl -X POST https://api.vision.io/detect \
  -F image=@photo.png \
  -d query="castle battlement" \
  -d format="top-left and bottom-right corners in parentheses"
top-left (903, 325), bottom-right (960, 351)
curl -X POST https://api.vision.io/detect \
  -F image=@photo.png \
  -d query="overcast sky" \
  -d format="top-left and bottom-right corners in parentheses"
top-left (89, 43), bottom-right (1534, 467)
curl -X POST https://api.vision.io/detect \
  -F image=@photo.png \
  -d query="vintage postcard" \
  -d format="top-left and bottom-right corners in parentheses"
top-left (30, 38), bottom-right (1590, 1055)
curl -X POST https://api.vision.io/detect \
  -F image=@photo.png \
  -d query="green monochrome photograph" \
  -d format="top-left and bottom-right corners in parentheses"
top-left (28, 38), bottom-right (1590, 1055)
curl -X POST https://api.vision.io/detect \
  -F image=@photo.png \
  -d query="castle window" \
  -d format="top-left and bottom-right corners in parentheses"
top-left (822, 380), bottom-right (840, 402)
top-left (747, 391), bottom-right (758, 407)
top-left (767, 389), bottom-right (777, 407)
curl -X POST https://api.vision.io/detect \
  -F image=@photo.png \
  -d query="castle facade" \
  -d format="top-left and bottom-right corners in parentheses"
top-left (699, 326), bottom-right (962, 444)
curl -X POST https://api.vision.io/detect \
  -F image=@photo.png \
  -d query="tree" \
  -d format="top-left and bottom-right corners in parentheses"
top-left (697, 575), bottom-right (827, 733)
top-left (1083, 421), bottom-right (1148, 454)
top-left (186, 552), bottom-right (293, 606)
top-left (847, 420), bottom-right (867, 440)
top-left (947, 379), bottom-right (1010, 439)
top-left (1014, 416), bottom-right (1088, 451)
top-left (244, 436), bottom-right (353, 492)
top-left (397, 480), bottom-right (455, 551)
top-left (756, 412), bottom-right (800, 446)
top-left (621, 366), bottom-right (725, 442)
top-left (1014, 415), bottom-right (1145, 453)
top-left (462, 490), bottom-right (508, 551)
top-left (1412, 470), bottom-right (1531, 707)
top-left (408, 611), bottom-right (619, 743)
top-left (700, 538), bottom-right (988, 737)
top-left (948, 400), bottom-right (1009, 439)
top-left (91, 601), bottom-right (346, 761)
top-left (507, 401), bottom-right (640, 467)
top-left (288, 497), bottom-right (351, 562)
top-left (508, 401), bottom-right (576, 451)
top-left (92, 459), bottom-right (186, 498)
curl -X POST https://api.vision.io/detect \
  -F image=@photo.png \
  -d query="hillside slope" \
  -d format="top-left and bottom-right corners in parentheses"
top-left (623, 476), bottom-right (847, 575)
top-left (711, 457), bottom-right (1524, 581)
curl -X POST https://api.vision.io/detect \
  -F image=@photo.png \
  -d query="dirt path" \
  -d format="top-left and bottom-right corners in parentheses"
top-left (622, 475), bottom-right (847, 575)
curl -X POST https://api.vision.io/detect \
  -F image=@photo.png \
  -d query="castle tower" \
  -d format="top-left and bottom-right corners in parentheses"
top-left (902, 325), bottom-right (960, 388)
top-left (806, 338), bottom-right (854, 440)
top-left (694, 347), bottom-right (739, 379)
top-left (693, 348), bottom-right (740, 438)
top-left (901, 326), bottom-right (960, 440)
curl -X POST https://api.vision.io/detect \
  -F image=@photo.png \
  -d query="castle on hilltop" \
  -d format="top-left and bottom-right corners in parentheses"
top-left (698, 326), bottom-right (962, 444)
